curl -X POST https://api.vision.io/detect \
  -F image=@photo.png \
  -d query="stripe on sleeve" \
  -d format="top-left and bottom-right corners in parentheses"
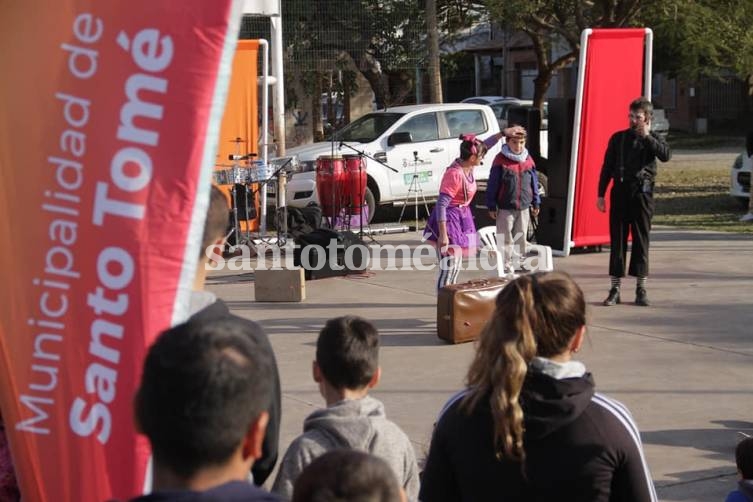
top-left (437, 388), bottom-right (471, 421)
top-left (592, 393), bottom-right (657, 502)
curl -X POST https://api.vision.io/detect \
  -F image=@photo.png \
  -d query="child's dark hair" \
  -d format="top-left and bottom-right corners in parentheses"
top-left (736, 437), bottom-right (753, 479)
top-left (135, 317), bottom-right (273, 478)
top-left (316, 316), bottom-right (379, 390)
top-left (458, 134), bottom-right (487, 161)
top-left (292, 449), bottom-right (402, 502)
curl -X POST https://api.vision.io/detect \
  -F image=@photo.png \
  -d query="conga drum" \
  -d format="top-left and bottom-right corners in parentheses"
top-left (343, 155), bottom-right (367, 215)
top-left (316, 155), bottom-right (345, 217)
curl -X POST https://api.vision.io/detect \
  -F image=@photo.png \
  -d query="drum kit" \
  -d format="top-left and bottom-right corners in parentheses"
top-left (214, 138), bottom-right (370, 246)
top-left (315, 154), bottom-right (368, 236)
top-left (214, 137), bottom-right (298, 247)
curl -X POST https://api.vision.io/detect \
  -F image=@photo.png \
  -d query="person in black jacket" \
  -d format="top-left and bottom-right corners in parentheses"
top-left (188, 185), bottom-right (282, 486)
top-left (420, 272), bottom-right (657, 502)
top-left (597, 97), bottom-right (671, 307)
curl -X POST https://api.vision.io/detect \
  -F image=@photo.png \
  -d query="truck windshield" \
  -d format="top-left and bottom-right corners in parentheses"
top-left (328, 113), bottom-right (404, 143)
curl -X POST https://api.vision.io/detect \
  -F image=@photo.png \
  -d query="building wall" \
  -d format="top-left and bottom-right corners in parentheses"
top-left (653, 73), bottom-right (750, 133)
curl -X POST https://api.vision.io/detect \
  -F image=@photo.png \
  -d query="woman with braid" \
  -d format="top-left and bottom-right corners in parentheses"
top-left (420, 272), bottom-right (657, 502)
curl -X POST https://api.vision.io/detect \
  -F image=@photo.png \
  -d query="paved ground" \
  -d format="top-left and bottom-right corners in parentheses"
top-left (207, 226), bottom-right (753, 501)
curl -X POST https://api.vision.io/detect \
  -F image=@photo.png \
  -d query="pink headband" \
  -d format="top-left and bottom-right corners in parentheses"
top-left (459, 134), bottom-right (479, 155)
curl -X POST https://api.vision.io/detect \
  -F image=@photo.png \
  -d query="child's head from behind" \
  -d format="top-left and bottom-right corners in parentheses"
top-left (135, 317), bottom-right (273, 479)
top-left (736, 437), bottom-right (753, 479)
top-left (292, 449), bottom-right (405, 502)
top-left (316, 316), bottom-right (379, 391)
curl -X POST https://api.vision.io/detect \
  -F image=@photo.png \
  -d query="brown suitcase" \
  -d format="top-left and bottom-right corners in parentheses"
top-left (437, 277), bottom-right (509, 344)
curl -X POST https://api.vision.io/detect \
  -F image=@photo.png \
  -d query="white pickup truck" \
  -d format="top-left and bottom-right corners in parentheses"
top-left (282, 103), bottom-right (505, 220)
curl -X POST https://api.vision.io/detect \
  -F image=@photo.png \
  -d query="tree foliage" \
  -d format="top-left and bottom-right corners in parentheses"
top-left (485, 0), bottom-right (753, 108)
top-left (280, 0), bottom-right (491, 110)
top-left (642, 0), bottom-right (753, 80)
top-left (485, 0), bottom-right (643, 109)
top-left (282, 0), bottom-right (426, 109)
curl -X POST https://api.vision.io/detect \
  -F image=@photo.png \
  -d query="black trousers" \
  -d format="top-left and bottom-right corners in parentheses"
top-left (608, 187), bottom-right (654, 278)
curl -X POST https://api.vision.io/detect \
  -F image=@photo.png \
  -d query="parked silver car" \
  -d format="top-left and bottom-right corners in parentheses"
top-left (651, 106), bottom-right (670, 139)
top-left (461, 96), bottom-right (547, 130)
top-left (460, 96), bottom-right (548, 157)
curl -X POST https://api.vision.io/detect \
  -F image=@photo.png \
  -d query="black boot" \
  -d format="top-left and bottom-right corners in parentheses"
top-left (635, 287), bottom-right (650, 306)
top-left (603, 287), bottom-right (621, 306)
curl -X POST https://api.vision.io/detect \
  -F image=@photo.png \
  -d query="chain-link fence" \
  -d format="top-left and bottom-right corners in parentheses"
top-left (241, 1), bottom-right (426, 72)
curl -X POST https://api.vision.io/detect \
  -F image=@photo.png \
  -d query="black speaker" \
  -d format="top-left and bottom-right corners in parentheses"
top-left (507, 106), bottom-right (542, 160)
top-left (535, 197), bottom-right (568, 251)
top-left (293, 229), bottom-right (368, 280)
top-left (546, 98), bottom-right (576, 198)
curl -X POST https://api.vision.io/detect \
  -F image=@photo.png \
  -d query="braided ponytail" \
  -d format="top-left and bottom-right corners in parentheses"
top-left (461, 272), bottom-right (586, 463)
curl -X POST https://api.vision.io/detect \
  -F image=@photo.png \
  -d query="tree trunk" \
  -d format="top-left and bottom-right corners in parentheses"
top-left (343, 77), bottom-right (351, 124)
top-left (427, 0), bottom-right (443, 103)
top-left (533, 69), bottom-right (552, 110)
top-left (351, 51), bottom-right (390, 109)
top-left (388, 70), bottom-right (415, 106)
top-left (311, 75), bottom-right (323, 142)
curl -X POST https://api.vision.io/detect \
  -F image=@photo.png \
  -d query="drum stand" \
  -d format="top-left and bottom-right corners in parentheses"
top-left (398, 151), bottom-right (430, 232)
top-left (275, 171), bottom-right (289, 246)
top-left (257, 157), bottom-right (294, 247)
top-left (341, 156), bottom-right (370, 242)
top-left (353, 159), bottom-right (367, 240)
top-left (227, 138), bottom-right (245, 249)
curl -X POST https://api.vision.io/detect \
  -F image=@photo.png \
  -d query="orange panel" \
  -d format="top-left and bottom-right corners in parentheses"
top-left (216, 40), bottom-right (260, 166)
top-left (214, 40), bottom-right (261, 232)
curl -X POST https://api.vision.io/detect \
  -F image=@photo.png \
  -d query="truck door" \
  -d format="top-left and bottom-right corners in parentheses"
top-left (386, 112), bottom-right (451, 200)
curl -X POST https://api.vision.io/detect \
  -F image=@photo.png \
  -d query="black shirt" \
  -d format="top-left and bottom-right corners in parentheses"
top-left (598, 129), bottom-right (671, 198)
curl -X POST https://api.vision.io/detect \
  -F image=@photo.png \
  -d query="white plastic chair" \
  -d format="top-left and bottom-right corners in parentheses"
top-left (526, 244), bottom-right (554, 272)
top-left (477, 226), bottom-right (512, 278)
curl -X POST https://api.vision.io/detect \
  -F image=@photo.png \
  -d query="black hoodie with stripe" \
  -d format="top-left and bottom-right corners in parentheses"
top-left (419, 368), bottom-right (656, 502)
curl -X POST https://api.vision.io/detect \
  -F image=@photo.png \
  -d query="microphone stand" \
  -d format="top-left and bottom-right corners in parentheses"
top-left (338, 141), bottom-right (398, 173)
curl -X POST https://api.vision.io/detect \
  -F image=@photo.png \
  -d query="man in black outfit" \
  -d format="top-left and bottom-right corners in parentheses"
top-left (597, 97), bottom-right (671, 306)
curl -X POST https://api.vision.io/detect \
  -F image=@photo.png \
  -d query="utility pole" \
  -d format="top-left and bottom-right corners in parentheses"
top-left (427, 0), bottom-right (443, 103)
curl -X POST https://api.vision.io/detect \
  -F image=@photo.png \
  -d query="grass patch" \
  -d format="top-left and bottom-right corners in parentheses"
top-left (654, 164), bottom-right (752, 233)
top-left (667, 132), bottom-right (744, 150)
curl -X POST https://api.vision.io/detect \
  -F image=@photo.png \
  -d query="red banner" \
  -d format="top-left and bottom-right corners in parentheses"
top-left (0, 1), bottom-right (241, 500)
top-left (571, 28), bottom-right (646, 247)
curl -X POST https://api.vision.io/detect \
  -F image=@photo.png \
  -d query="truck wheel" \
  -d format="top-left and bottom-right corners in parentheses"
top-left (365, 187), bottom-right (376, 223)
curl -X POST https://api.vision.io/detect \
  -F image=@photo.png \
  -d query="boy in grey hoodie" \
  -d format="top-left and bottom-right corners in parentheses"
top-left (272, 316), bottom-right (419, 501)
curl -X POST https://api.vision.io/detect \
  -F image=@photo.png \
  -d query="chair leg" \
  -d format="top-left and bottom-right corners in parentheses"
top-left (493, 250), bottom-right (504, 277)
